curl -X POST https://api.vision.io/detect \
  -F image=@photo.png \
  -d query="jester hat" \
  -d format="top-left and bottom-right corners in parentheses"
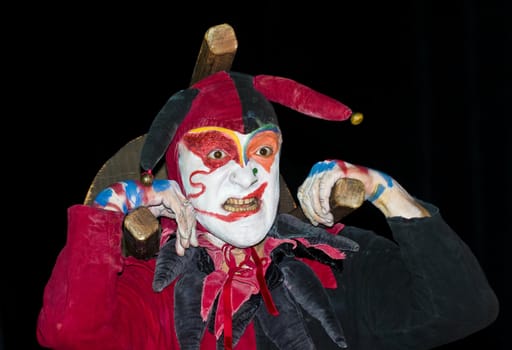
top-left (140, 70), bottom-right (353, 186)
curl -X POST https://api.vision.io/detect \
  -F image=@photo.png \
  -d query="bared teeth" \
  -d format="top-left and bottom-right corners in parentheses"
top-left (225, 197), bottom-right (256, 205)
top-left (223, 197), bottom-right (259, 212)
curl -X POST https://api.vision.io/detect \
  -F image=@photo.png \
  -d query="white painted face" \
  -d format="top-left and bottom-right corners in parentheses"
top-left (178, 124), bottom-right (282, 248)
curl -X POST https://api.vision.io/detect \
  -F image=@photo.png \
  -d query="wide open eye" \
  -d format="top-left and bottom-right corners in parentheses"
top-left (207, 149), bottom-right (227, 160)
top-left (255, 146), bottom-right (274, 158)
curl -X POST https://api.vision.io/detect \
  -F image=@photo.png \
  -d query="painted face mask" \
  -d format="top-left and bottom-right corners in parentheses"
top-left (178, 125), bottom-right (282, 247)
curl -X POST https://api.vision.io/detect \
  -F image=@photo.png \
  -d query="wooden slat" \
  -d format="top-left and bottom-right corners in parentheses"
top-left (189, 23), bottom-right (238, 86)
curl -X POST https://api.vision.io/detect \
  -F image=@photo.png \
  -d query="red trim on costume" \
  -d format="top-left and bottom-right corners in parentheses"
top-left (251, 247), bottom-right (279, 316)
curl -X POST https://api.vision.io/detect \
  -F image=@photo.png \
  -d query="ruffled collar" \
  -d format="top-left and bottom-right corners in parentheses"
top-left (198, 235), bottom-right (289, 340)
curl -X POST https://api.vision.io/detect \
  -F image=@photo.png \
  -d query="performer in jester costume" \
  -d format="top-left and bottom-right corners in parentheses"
top-left (37, 71), bottom-right (498, 350)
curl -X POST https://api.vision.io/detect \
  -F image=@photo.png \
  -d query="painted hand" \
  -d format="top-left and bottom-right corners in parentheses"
top-left (297, 160), bottom-right (428, 224)
top-left (93, 179), bottom-right (197, 255)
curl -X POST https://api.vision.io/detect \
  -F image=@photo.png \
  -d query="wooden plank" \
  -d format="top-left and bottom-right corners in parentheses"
top-left (189, 23), bottom-right (238, 85)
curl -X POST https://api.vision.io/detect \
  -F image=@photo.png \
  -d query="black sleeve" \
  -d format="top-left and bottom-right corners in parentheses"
top-left (335, 201), bottom-right (499, 350)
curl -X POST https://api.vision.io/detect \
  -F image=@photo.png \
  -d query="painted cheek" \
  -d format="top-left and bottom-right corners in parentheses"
top-left (188, 161), bottom-right (236, 201)
top-left (179, 147), bottom-right (211, 198)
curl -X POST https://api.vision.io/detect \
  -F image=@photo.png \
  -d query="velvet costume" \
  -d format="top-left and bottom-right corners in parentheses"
top-left (37, 71), bottom-right (498, 349)
top-left (37, 200), bottom-right (498, 349)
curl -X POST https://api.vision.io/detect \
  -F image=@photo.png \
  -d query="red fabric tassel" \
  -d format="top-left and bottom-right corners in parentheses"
top-left (250, 247), bottom-right (279, 316)
top-left (222, 269), bottom-right (235, 350)
top-left (220, 245), bottom-right (279, 349)
top-left (221, 245), bottom-right (239, 350)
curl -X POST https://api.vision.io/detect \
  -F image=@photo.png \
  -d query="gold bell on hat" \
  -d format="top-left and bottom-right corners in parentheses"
top-left (141, 171), bottom-right (154, 186)
top-left (350, 112), bottom-right (364, 125)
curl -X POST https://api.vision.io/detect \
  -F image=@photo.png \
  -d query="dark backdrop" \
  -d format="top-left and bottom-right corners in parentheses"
top-left (4, 1), bottom-right (509, 349)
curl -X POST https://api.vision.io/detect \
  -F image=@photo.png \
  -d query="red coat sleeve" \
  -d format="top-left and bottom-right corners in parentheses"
top-left (36, 205), bottom-right (179, 349)
top-left (37, 205), bottom-right (258, 349)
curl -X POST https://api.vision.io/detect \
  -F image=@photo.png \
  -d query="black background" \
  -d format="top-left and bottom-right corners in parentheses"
top-left (3, 1), bottom-right (509, 349)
